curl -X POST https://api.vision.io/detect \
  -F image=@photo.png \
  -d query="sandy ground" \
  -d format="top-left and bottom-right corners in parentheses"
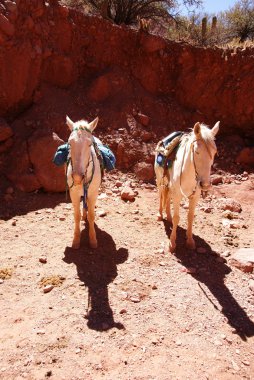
top-left (0, 171), bottom-right (254, 380)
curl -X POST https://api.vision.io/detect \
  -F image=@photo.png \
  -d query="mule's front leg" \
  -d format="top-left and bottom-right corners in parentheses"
top-left (169, 197), bottom-right (180, 253)
top-left (70, 190), bottom-right (81, 249)
top-left (186, 195), bottom-right (199, 250)
top-left (87, 198), bottom-right (97, 249)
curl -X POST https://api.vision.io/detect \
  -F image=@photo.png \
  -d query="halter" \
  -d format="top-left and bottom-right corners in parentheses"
top-left (179, 134), bottom-right (214, 199)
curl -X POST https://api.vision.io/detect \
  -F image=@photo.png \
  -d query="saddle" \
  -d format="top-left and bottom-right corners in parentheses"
top-left (155, 131), bottom-right (184, 172)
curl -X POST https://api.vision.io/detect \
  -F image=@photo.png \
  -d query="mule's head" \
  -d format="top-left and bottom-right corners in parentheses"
top-left (66, 115), bottom-right (99, 185)
top-left (192, 121), bottom-right (220, 191)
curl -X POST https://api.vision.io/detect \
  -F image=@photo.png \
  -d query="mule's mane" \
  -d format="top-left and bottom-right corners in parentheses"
top-left (71, 120), bottom-right (92, 135)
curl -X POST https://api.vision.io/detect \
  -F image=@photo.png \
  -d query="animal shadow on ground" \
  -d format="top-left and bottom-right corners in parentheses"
top-left (163, 221), bottom-right (254, 341)
top-left (63, 224), bottom-right (128, 332)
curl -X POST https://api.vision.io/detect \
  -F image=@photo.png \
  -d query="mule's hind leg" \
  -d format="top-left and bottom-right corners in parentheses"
top-left (87, 196), bottom-right (98, 249)
top-left (70, 190), bottom-right (81, 249)
top-left (165, 189), bottom-right (172, 223)
top-left (157, 185), bottom-right (163, 221)
top-left (186, 195), bottom-right (199, 250)
top-left (169, 195), bottom-right (181, 253)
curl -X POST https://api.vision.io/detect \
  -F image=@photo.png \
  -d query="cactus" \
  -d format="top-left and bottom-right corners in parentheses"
top-left (211, 16), bottom-right (217, 32)
top-left (201, 17), bottom-right (207, 45)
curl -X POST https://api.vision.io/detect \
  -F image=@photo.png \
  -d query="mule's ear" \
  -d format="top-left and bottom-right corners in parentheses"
top-left (66, 115), bottom-right (74, 131)
top-left (193, 122), bottom-right (201, 137)
top-left (88, 117), bottom-right (99, 132)
top-left (211, 121), bottom-right (220, 137)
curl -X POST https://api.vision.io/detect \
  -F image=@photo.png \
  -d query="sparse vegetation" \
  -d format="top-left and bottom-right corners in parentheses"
top-left (39, 275), bottom-right (65, 287)
top-left (0, 267), bottom-right (13, 279)
top-left (61, 0), bottom-right (202, 25)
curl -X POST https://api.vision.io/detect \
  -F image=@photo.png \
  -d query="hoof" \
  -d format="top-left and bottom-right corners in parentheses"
top-left (90, 240), bottom-right (98, 249)
top-left (186, 240), bottom-right (196, 250)
top-left (169, 242), bottom-right (176, 253)
top-left (166, 216), bottom-right (172, 223)
top-left (72, 241), bottom-right (80, 250)
top-left (157, 213), bottom-right (163, 221)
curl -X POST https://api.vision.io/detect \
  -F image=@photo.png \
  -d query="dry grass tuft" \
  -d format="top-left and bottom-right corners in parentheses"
top-left (39, 275), bottom-right (65, 287)
top-left (0, 268), bottom-right (13, 279)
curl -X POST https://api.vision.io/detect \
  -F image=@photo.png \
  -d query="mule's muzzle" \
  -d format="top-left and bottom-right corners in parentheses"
top-left (72, 173), bottom-right (84, 185)
top-left (199, 181), bottom-right (212, 192)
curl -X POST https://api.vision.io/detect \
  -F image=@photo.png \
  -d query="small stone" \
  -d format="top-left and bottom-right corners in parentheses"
top-left (43, 285), bottom-right (54, 293)
top-left (121, 186), bottom-right (136, 202)
top-left (36, 329), bottom-right (46, 335)
top-left (0, 279), bottom-right (4, 284)
top-left (11, 219), bottom-right (16, 226)
top-left (130, 296), bottom-right (141, 303)
top-left (151, 284), bottom-right (158, 290)
top-left (115, 180), bottom-right (123, 188)
top-left (98, 209), bottom-right (107, 217)
top-left (231, 360), bottom-right (240, 371)
top-left (58, 216), bottom-right (66, 221)
top-left (119, 308), bottom-right (127, 314)
top-left (249, 279), bottom-right (254, 292)
top-left (211, 175), bottom-right (223, 185)
top-left (221, 250), bottom-right (231, 257)
top-left (39, 257), bottom-right (47, 264)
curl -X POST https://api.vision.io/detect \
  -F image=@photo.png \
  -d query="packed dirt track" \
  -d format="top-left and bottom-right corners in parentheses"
top-left (0, 171), bottom-right (254, 380)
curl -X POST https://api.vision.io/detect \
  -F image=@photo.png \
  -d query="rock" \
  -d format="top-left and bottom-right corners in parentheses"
top-left (134, 162), bottom-right (154, 182)
top-left (39, 257), bottom-right (47, 264)
top-left (249, 279), bottom-right (254, 292)
top-left (28, 131), bottom-right (66, 192)
top-left (0, 119), bottom-right (13, 142)
top-left (98, 209), bottom-right (107, 217)
top-left (236, 147), bottom-right (254, 165)
top-left (119, 309), bottom-right (127, 314)
top-left (219, 198), bottom-right (242, 213)
top-left (140, 131), bottom-right (152, 142)
top-left (0, 14), bottom-right (15, 36)
top-left (115, 180), bottom-right (123, 188)
top-left (130, 296), bottom-right (140, 303)
top-left (121, 186), bottom-right (136, 202)
top-left (229, 248), bottom-right (254, 273)
top-left (43, 285), bottom-right (54, 293)
top-left (221, 250), bottom-right (231, 257)
top-left (135, 113), bottom-right (150, 126)
top-left (211, 175), bottom-right (223, 185)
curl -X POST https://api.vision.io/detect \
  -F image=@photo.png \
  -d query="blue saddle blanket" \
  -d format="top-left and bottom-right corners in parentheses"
top-left (53, 137), bottom-right (116, 171)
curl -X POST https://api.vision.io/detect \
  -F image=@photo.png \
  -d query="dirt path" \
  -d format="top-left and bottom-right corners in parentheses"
top-left (0, 172), bottom-right (254, 380)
